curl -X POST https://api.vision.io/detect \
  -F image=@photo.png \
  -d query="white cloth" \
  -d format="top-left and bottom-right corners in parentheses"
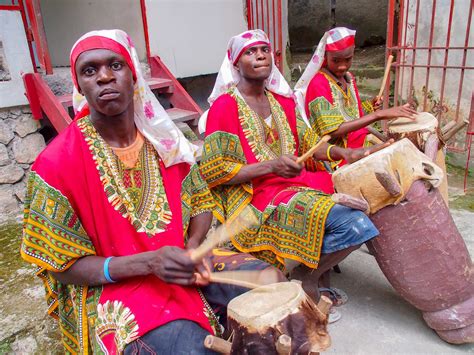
top-left (198, 29), bottom-right (292, 134)
top-left (294, 27), bottom-right (356, 125)
top-left (70, 29), bottom-right (198, 167)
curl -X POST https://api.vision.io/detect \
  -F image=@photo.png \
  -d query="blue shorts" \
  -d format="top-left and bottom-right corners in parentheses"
top-left (321, 204), bottom-right (379, 254)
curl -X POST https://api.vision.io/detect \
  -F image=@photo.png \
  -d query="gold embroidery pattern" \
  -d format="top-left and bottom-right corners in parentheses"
top-left (231, 88), bottom-right (296, 162)
top-left (77, 117), bottom-right (172, 235)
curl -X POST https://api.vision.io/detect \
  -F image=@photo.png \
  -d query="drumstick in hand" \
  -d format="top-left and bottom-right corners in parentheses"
top-left (296, 135), bottom-right (331, 164)
top-left (376, 54), bottom-right (394, 102)
top-left (189, 206), bottom-right (258, 262)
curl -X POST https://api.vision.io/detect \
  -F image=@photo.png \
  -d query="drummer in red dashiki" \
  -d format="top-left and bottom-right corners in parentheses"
top-left (20, 29), bottom-right (285, 354)
top-left (199, 29), bottom-right (391, 321)
top-left (294, 27), bottom-right (417, 177)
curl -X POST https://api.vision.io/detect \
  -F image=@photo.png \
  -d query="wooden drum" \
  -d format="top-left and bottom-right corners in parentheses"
top-left (387, 112), bottom-right (438, 151)
top-left (226, 282), bottom-right (330, 354)
top-left (332, 138), bottom-right (444, 214)
top-left (387, 112), bottom-right (449, 202)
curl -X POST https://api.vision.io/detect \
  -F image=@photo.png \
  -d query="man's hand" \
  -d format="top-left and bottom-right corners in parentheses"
top-left (271, 155), bottom-right (303, 178)
top-left (377, 103), bottom-right (417, 120)
top-left (343, 139), bottom-right (394, 164)
top-left (150, 246), bottom-right (204, 285)
top-left (372, 96), bottom-right (383, 111)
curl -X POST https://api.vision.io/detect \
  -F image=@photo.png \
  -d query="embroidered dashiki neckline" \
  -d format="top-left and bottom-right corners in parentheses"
top-left (321, 71), bottom-right (361, 122)
top-left (230, 87), bottom-right (296, 162)
top-left (77, 116), bottom-right (172, 235)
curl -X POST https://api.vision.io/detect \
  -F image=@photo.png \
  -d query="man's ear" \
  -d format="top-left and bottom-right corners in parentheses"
top-left (233, 63), bottom-right (240, 72)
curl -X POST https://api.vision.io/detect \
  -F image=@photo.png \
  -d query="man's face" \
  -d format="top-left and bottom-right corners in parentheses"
top-left (75, 49), bottom-right (134, 117)
top-left (234, 44), bottom-right (272, 81)
top-left (325, 46), bottom-right (355, 79)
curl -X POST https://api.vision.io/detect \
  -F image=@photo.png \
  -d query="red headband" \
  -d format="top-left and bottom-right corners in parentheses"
top-left (325, 36), bottom-right (355, 52)
top-left (70, 36), bottom-right (137, 89)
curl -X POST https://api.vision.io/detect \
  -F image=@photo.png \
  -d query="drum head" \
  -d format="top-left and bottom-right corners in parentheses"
top-left (227, 282), bottom-right (306, 328)
top-left (388, 112), bottom-right (438, 133)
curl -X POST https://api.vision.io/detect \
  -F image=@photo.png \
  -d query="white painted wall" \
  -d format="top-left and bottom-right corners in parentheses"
top-left (40, 0), bottom-right (146, 66)
top-left (0, 11), bottom-right (33, 108)
top-left (399, 0), bottom-right (473, 150)
top-left (145, 0), bottom-right (247, 78)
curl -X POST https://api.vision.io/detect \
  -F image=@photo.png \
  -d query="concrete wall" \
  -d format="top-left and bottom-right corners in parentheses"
top-left (0, 10), bottom-right (33, 108)
top-left (40, 0), bottom-right (147, 66)
top-left (145, 0), bottom-right (247, 78)
top-left (289, 0), bottom-right (388, 52)
top-left (399, 0), bottom-right (473, 154)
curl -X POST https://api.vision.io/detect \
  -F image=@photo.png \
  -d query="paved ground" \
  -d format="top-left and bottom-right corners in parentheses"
top-left (327, 232), bottom-right (473, 354)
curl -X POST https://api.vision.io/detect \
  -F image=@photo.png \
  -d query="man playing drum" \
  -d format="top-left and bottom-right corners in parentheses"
top-left (20, 29), bottom-right (286, 354)
top-left (294, 27), bottom-right (417, 177)
top-left (199, 30), bottom-right (389, 321)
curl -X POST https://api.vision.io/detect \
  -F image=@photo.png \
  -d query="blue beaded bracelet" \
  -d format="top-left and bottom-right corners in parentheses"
top-left (103, 257), bottom-right (116, 283)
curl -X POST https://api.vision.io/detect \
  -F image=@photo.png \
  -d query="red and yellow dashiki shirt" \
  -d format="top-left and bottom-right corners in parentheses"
top-left (200, 87), bottom-right (335, 270)
top-left (21, 116), bottom-right (217, 354)
top-left (305, 70), bottom-right (375, 169)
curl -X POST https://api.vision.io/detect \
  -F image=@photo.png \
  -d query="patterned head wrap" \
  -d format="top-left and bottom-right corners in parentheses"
top-left (198, 29), bottom-right (292, 133)
top-left (294, 27), bottom-right (356, 124)
top-left (70, 29), bottom-right (198, 167)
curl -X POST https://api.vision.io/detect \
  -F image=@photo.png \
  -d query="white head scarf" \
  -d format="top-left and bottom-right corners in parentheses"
top-left (70, 29), bottom-right (198, 167)
top-left (294, 27), bottom-right (356, 124)
top-left (198, 29), bottom-right (292, 134)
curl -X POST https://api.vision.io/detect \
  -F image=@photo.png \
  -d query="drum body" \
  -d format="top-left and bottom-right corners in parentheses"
top-left (387, 112), bottom-right (449, 201)
top-left (332, 138), bottom-right (443, 214)
top-left (387, 112), bottom-right (438, 151)
top-left (227, 282), bottom-right (330, 354)
top-left (369, 187), bottom-right (473, 344)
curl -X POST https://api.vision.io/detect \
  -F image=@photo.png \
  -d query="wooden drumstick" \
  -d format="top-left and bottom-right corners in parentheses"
top-left (190, 206), bottom-right (257, 262)
top-left (296, 135), bottom-right (331, 164)
top-left (376, 54), bottom-right (394, 101)
top-left (204, 335), bottom-right (232, 354)
top-left (317, 295), bottom-right (333, 315)
top-left (195, 269), bottom-right (282, 289)
top-left (276, 334), bottom-right (292, 355)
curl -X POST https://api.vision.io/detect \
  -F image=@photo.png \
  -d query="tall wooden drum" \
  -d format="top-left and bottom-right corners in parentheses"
top-left (226, 282), bottom-right (331, 354)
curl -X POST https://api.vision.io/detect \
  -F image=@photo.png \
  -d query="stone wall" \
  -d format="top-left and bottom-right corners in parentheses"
top-left (0, 106), bottom-right (45, 224)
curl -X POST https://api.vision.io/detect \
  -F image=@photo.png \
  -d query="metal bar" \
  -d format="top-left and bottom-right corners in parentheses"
top-left (394, 0), bottom-right (405, 106)
top-left (393, 63), bottom-right (474, 70)
top-left (272, 0), bottom-right (276, 46)
top-left (139, 0), bottom-right (151, 61)
top-left (276, 0), bottom-right (282, 71)
top-left (399, 0), bottom-right (410, 104)
top-left (408, 0), bottom-right (421, 105)
top-left (22, 73), bottom-right (42, 119)
top-left (25, 0), bottom-right (52, 74)
top-left (388, 46), bottom-right (474, 50)
top-left (260, 0), bottom-right (264, 29)
top-left (17, 0), bottom-right (37, 73)
top-left (465, 134), bottom-right (473, 192)
top-left (422, 0), bottom-right (437, 111)
top-left (266, 0), bottom-right (270, 34)
top-left (437, 0), bottom-right (455, 122)
top-left (454, 2), bottom-right (473, 122)
top-left (0, 5), bottom-right (21, 10)
top-left (247, 0), bottom-right (253, 29)
top-left (255, 0), bottom-right (259, 29)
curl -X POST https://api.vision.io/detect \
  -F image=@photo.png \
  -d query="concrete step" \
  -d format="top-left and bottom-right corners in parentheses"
top-left (166, 108), bottom-right (200, 123)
